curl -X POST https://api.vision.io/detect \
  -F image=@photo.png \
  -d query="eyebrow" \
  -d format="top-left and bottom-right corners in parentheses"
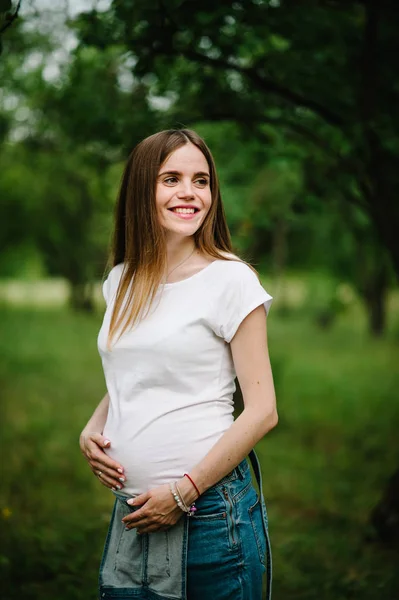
top-left (158, 170), bottom-right (210, 178)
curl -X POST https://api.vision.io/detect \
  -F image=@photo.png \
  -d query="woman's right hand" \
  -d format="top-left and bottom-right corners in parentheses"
top-left (79, 431), bottom-right (126, 491)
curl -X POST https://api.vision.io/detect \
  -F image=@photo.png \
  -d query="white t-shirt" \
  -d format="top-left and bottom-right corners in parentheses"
top-left (97, 258), bottom-right (273, 496)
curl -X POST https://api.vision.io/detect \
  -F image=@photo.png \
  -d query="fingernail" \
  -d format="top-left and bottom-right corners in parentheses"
top-left (112, 487), bottom-right (117, 491)
top-left (125, 527), bottom-right (130, 531)
top-left (127, 499), bottom-right (135, 505)
top-left (117, 468), bottom-right (123, 474)
top-left (116, 485), bottom-right (121, 490)
top-left (119, 477), bottom-right (125, 483)
top-left (103, 439), bottom-right (111, 447)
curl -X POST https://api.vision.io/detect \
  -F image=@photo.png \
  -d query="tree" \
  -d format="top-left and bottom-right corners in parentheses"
top-left (0, 0), bottom-right (22, 54)
top-left (0, 8), bottom-right (158, 308)
top-left (74, 0), bottom-right (399, 278)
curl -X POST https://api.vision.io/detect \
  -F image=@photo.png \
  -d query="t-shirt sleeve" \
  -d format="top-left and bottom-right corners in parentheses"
top-left (101, 263), bottom-right (124, 307)
top-left (211, 261), bottom-right (273, 343)
top-left (102, 277), bottom-right (111, 306)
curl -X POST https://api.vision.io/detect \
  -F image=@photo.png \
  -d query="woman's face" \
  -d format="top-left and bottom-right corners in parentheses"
top-left (156, 142), bottom-right (212, 239)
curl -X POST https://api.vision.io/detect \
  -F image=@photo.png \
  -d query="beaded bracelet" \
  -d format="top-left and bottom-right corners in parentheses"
top-left (169, 482), bottom-right (197, 516)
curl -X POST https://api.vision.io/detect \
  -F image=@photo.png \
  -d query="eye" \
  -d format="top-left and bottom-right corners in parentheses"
top-left (195, 178), bottom-right (209, 187)
top-left (163, 176), bottom-right (178, 185)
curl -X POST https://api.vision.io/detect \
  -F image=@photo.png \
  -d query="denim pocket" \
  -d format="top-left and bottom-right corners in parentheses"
top-left (113, 502), bottom-right (142, 569)
top-left (248, 496), bottom-right (267, 566)
top-left (192, 486), bottom-right (226, 518)
top-left (99, 500), bottom-right (143, 590)
top-left (190, 486), bottom-right (239, 554)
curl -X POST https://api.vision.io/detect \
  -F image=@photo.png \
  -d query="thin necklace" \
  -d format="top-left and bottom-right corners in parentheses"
top-left (165, 246), bottom-right (196, 281)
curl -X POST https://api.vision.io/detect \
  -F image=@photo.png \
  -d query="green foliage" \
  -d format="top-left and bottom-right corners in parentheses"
top-left (73, 0), bottom-right (399, 276)
top-left (0, 142), bottom-right (112, 291)
top-left (0, 1), bottom-right (13, 12)
top-left (0, 1), bottom-right (22, 56)
top-left (41, 44), bottom-right (158, 153)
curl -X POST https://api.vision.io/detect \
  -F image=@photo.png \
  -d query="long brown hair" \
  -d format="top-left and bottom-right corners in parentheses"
top-left (107, 128), bottom-right (253, 348)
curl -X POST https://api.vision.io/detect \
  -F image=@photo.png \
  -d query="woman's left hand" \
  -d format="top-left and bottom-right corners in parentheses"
top-left (122, 483), bottom-right (185, 534)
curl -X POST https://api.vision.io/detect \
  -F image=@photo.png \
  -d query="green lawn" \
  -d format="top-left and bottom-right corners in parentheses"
top-left (0, 295), bottom-right (398, 599)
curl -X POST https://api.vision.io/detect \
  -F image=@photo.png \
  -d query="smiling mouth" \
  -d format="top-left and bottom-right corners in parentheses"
top-left (168, 208), bottom-right (199, 214)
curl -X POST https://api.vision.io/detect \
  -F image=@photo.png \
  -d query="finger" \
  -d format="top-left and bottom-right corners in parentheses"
top-left (94, 469), bottom-right (119, 490)
top-left (122, 509), bottom-right (147, 525)
top-left (91, 467), bottom-right (123, 492)
top-left (125, 521), bottom-right (146, 531)
top-left (90, 461), bottom-right (125, 485)
top-left (83, 439), bottom-right (124, 475)
top-left (127, 491), bottom-right (150, 508)
top-left (123, 512), bottom-right (171, 530)
top-left (87, 451), bottom-right (125, 475)
top-left (98, 478), bottom-right (114, 491)
top-left (124, 513), bottom-right (173, 530)
top-left (90, 433), bottom-right (112, 449)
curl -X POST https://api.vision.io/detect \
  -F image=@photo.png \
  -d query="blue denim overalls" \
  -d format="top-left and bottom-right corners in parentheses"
top-left (99, 450), bottom-right (272, 600)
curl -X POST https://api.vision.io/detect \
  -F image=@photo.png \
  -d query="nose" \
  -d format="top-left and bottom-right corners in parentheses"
top-left (176, 178), bottom-right (194, 199)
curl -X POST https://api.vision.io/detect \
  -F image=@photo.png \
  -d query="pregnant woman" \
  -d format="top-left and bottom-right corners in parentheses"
top-left (80, 128), bottom-right (278, 600)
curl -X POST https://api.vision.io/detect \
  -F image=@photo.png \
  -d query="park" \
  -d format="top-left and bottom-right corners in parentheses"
top-left (1, 1), bottom-right (398, 599)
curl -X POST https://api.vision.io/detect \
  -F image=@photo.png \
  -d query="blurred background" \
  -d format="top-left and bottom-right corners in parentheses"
top-left (0, 1), bottom-right (398, 598)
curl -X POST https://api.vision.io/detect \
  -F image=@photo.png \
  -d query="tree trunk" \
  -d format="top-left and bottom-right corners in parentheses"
top-left (364, 283), bottom-right (386, 337)
top-left (273, 218), bottom-right (288, 279)
top-left (371, 469), bottom-right (399, 546)
top-left (360, 256), bottom-right (389, 337)
top-left (359, 0), bottom-right (399, 542)
top-left (69, 281), bottom-right (94, 312)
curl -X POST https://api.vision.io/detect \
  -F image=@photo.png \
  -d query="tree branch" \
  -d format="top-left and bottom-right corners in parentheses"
top-left (144, 2), bottom-right (346, 129)
top-left (0, 0), bottom-right (22, 35)
top-left (182, 107), bottom-right (360, 175)
top-left (182, 49), bottom-right (345, 129)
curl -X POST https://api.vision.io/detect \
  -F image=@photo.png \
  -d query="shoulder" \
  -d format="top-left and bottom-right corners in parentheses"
top-left (212, 255), bottom-right (260, 283)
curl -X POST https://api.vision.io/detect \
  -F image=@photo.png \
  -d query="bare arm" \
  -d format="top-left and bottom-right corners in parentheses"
top-left (81, 392), bottom-right (110, 436)
top-left (178, 303), bottom-right (277, 503)
top-left (80, 392), bottom-right (126, 490)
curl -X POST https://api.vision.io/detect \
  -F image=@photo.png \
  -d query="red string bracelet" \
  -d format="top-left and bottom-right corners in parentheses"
top-left (184, 473), bottom-right (200, 497)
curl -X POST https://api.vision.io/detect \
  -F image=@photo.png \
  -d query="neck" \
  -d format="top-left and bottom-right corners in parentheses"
top-left (165, 236), bottom-right (197, 271)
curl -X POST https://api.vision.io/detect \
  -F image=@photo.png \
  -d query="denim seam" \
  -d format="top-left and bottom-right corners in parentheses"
top-left (99, 499), bottom-right (118, 590)
top-left (165, 531), bottom-right (171, 577)
top-left (235, 459), bottom-right (250, 480)
top-left (232, 480), bottom-right (252, 504)
top-left (191, 512), bottom-right (226, 521)
top-left (217, 471), bottom-right (237, 486)
top-left (248, 497), bottom-right (266, 566)
top-left (181, 515), bottom-right (188, 600)
top-left (142, 533), bottom-right (149, 586)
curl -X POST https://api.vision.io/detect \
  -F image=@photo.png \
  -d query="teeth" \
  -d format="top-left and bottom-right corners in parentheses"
top-left (172, 208), bottom-right (195, 214)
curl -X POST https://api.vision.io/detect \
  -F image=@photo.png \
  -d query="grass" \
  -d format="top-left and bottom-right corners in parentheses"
top-left (0, 287), bottom-right (398, 599)
top-left (257, 310), bottom-right (399, 599)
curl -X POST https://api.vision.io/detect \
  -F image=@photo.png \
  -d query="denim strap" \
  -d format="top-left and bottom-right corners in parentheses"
top-left (248, 449), bottom-right (272, 600)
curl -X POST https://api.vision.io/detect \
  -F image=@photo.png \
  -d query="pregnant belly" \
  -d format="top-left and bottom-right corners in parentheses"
top-left (103, 417), bottom-right (229, 496)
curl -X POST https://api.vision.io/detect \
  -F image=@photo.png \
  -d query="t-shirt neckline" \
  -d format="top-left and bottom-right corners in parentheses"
top-left (161, 259), bottom-right (221, 288)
